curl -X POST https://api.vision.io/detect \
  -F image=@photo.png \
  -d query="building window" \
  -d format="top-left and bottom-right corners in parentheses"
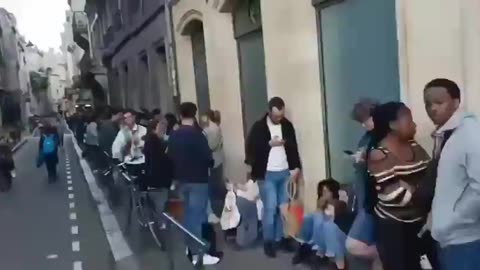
top-left (138, 52), bottom-right (150, 108)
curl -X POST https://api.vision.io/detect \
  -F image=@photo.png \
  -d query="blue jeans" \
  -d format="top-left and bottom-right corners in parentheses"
top-left (259, 170), bottom-right (290, 242)
top-left (180, 183), bottom-right (209, 253)
top-left (439, 240), bottom-right (480, 270)
top-left (299, 213), bottom-right (347, 261)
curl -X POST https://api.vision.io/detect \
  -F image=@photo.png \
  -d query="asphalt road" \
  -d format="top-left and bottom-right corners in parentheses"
top-left (0, 132), bottom-right (341, 270)
top-left (0, 137), bottom-right (112, 270)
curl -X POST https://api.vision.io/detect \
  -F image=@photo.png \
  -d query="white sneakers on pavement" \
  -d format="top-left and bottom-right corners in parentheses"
top-left (192, 254), bottom-right (220, 265)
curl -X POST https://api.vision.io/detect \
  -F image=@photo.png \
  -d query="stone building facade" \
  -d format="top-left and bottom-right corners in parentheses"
top-left (171, 0), bottom-right (480, 210)
top-left (78, 0), bottom-right (174, 112)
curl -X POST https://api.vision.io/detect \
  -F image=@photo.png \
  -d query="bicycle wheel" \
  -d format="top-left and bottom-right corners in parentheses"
top-left (135, 194), bottom-right (148, 228)
top-left (148, 217), bottom-right (166, 250)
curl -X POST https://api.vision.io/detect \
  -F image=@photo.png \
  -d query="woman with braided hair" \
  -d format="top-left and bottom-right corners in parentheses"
top-left (366, 102), bottom-right (436, 270)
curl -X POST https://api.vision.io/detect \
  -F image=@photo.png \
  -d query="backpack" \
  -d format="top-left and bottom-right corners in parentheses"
top-left (42, 135), bottom-right (56, 155)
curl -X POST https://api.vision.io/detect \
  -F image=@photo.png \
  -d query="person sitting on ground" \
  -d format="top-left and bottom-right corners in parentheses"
top-left (292, 178), bottom-right (351, 270)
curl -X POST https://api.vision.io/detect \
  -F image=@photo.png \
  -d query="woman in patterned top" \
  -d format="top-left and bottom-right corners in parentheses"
top-left (367, 102), bottom-right (435, 270)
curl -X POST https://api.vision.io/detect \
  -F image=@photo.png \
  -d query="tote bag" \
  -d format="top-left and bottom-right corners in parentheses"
top-left (282, 180), bottom-right (304, 237)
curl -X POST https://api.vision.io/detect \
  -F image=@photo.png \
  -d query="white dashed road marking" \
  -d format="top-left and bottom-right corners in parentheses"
top-left (68, 193), bottom-right (74, 199)
top-left (73, 261), bottom-right (82, 270)
top-left (69, 202), bottom-right (75, 209)
top-left (69, 213), bottom-right (77, 220)
top-left (71, 226), bottom-right (78, 235)
top-left (67, 175), bottom-right (72, 179)
top-left (72, 241), bottom-right (80, 252)
top-left (67, 180), bottom-right (72, 184)
top-left (68, 186), bottom-right (73, 191)
top-left (70, 134), bottom-right (134, 263)
top-left (46, 254), bottom-right (58, 259)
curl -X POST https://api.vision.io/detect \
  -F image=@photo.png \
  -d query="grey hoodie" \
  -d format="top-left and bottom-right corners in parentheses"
top-left (432, 111), bottom-right (480, 247)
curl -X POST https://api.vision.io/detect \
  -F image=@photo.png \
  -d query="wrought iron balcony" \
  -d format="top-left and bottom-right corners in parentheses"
top-left (72, 12), bottom-right (88, 36)
top-left (72, 12), bottom-right (89, 51)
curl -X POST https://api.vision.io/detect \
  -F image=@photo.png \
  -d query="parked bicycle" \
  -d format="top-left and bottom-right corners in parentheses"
top-left (110, 158), bottom-right (167, 249)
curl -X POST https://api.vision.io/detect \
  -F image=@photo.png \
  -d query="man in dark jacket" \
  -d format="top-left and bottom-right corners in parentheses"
top-left (245, 97), bottom-right (302, 258)
top-left (98, 108), bottom-right (122, 156)
top-left (168, 102), bottom-right (220, 266)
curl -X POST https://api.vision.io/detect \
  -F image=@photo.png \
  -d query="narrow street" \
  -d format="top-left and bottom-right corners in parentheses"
top-left (0, 131), bottom-right (326, 270)
top-left (0, 136), bottom-right (112, 270)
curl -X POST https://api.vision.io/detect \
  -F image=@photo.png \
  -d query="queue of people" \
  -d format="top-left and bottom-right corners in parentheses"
top-left (288, 78), bottom-right (480, 270)
top-left (63, 77), bottom-right (479, 270)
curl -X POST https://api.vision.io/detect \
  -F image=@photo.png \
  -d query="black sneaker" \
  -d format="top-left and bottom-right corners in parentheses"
top-left (278, 237), bottom-right (296, 252)
top-left (310, 256), bottom-right (329, 270)
top-left (292, 243), bottom-right (313, 265)
top-left (264, 242), bottom-right (276, 258)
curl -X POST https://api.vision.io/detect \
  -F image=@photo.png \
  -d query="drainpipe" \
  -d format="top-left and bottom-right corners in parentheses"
top-left (88, 13), bottom-right (99, 60)
top-left (164, 0), bottom-right (181, 105)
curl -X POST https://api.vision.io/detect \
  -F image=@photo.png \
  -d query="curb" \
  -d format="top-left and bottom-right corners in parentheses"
top-left (12, 138), bottom-right (28, 153)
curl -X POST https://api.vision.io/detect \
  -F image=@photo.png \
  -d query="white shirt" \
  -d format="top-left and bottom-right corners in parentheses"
top-left (84, 122), bottom-right (98, 146)
top-left (203, 121), bottom-right (224, 168)
top-left (266, 117), bottom-right (289, 171)
top-left (111, 124), bottom-right (147, 164)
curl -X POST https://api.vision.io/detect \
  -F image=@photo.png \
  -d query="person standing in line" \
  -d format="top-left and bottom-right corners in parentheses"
top-left (83, 115), bottom-right (100, 165)
top-left (366, 102), bottom-right (434, 270)
top-left (346, 99), bottom-right (383, 270)
top-left (38, 123), bottom-right (61, 182)
top-left (98, 108), bottom-right (123, 158)
top-left (143, 119), bottom-right (173, 225)
top-left (202, 110), bottom-right (225, 220)
top-left (111, 110), bottom-right (147, 174)
top-left (245, 97), bottom-right (302, 258)
top-left (152, 108), bottom-right (163, 121)
top-left (424, 78), bottom-right (480, 270)
top-left (164, 113), bottom-right (179, 137)
top-left (168, 102), bottom-right (220, 265)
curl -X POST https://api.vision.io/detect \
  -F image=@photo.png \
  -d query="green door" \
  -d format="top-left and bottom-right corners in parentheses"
top-left (316, 0), bottom-right (400, 183)
top-left (237, 31), bottom-right (268, 136)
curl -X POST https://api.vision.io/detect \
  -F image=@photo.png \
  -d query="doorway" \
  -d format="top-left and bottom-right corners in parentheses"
top-left (314, 0), bottom-right (400, 183)
top-left (234, 0), bottom-right (268, 137)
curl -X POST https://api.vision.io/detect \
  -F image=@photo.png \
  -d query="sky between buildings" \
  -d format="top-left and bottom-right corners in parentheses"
top-left (0, 0), bottom-right (69, 51)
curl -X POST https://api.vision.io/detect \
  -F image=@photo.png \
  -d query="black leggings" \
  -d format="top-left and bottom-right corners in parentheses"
top-left (376, 218), bottom-right (438, 270)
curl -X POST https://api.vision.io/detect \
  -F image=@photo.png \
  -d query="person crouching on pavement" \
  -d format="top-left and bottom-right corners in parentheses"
top-left (245, 97), bottom-right (302, 258)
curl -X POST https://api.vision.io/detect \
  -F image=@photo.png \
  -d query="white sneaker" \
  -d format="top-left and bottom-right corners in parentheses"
top-left (192, 254), bottom-right (220, 265)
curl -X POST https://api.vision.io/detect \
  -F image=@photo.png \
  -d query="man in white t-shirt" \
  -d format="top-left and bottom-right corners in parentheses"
top-left (245, 97), bottom-right (302, 258)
